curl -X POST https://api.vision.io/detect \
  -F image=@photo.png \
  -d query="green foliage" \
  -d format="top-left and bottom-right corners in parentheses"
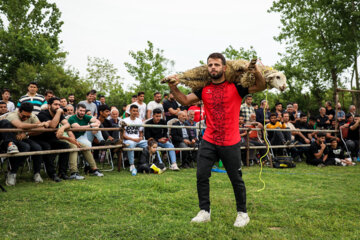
top-left (124, 41), bottom-right (175, 103)
top-left (0, 0), bottom-right (65, 100)
top-left (0, 163), bottom-right (359, 239)
top-left (222, 45), bottom-right (257, 61)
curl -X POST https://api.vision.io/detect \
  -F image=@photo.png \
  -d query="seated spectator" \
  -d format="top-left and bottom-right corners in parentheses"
top-left (67, 103), bottom-right (104, 176)
top-left (60, 97), bottom-right (68, 108)
top-left (109, 108), bottom-right (121, 139)
top-left (171, 111), bottom-right (196, 168)
top-left (328, 138), bottom-right (355, 166)
top-left (67, 94), bottom-right (76, 108)
top-left (240, 94), bottom-right (255, 122)
top-left (336, 102), bottom-right (346, 126)
top-left (147, 92), bottom-right (164, 120)
top-left (138, 138), bottom-right (166, 174)
top-left (307, 132), bottom-right (329, 167)
top-left (145, 108), bottom-right (179, 170)
top-left (163, 92), bottom-right (180, 122)
top-left (85, 109), bottom-right (92, 116)
top-left (325, 101), bottom-right (335, 121)
top-left (284, 104), bottom-right (296, 123)
top-left (132, 92), bottom-right (147, 121)
top-left (125, 95), bottom-right (137, 118)
top-left (317, 107), bottom-right (330, 129)
top-left (349, 105), bottom-right (356, 118)
top-left (123, 104), bottom-right (148, 172)
top-left (98, 104), bottom-right (118, 143)
top-left (64, 104), bottom-right (74, 119)
top-left (17, 82), bottom-right (46, 115)
top-left (1, 89), bottom-right (15, 112)
top-left (308, 116), bottom-right (317, 131)
top-left (252, 102), bottom-right (258, 110)
top-left (266, 113), bottom-right (292, 146)
top-left (293, 102), bottom-right (302, 119)
top-left (33, 97), bottom-right (71, 180)
top-left (326, 120), bottom-right (340, 143)
top-left (345, 114), bottom-right (360, 162)
top-left (185, 110), bottom-right (198, 140)
top-left (78, 91), bottom-right (98, 117)
top-left (3, 102), bottom-right (57, 186)
top-left (256, 100), bottom-right (270, 124)
top-left (0, 101), bottom-right (8, 116)
top-left (188, 101), bottom-right (205, 123)
top-left (294, 114), bottom-right (312, 144)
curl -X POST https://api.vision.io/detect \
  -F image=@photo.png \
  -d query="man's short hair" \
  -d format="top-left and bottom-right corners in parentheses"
top-left (346, 113), bottom-right (353, 119)
top-left (309, 116), bottom-right (317, 122)
top-left (77, 103), bottom-right (87, 110)
top-left (86, 91), bottom-right (92, 96)
top-left (138, 91), bottom-right (145, 96)
top-left (355, 114), bottom-right (360, 118)
top-left (19, 102), bottom-right (34, 113)
top-left (153, 108), bottom-right (162, 115)
top-left (0, 101), bottom-right (6, 105)
top-left (270, 113), bottom-right (277, 118)
top-left (287, 104), bottom-right (293, 109)
top-left (300, 113), bottom-right (307, 118)
top-left (28, 81), bottom-right (38, 87)
top-left (66, 104), bottom-right (74, 109)
top-left (90, 89), bottom-right (97, 95)
top-left (244, 94), bottom-right (252, 100)
top-left (326, 101), bottom-right (332, 106)
top-left (132, 95), bottom-right (137, 98)
top-left (261, 100), bottom-right (267, 106)
top-left (60, 97), bottom-right (66, 101)
top-left (207, 53), bottom-right (226, 65)
top-left (163, 93), bottom-right (169, 97)
top-left (282, 112), bottom-right (289, 117)
top-left (68, 94), bottom-right (74, 97)
top-left (98, 104), bottom-right (110, 113)
top-left (330, 137), bottom-right (337, 143)
top-left (275, 102), bottom-right (282, 107)
top-left (317, 132), bottom-right (326, 138)
top-left (48, 97), bottom-right (60, 105)
top-left (130, 104), bottom-right (138, 110)
top-left (2, 88), bottom-right (10, 94)
top-left (153, 92), bottom-right (161, 96)
top-left (44, 90), bottom-right (53, 96)
top-left (99, 95), bottom-right (105, 99)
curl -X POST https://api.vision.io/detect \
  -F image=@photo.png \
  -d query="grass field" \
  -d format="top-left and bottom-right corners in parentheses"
top-left (1, 162), bottom-right (359, 240)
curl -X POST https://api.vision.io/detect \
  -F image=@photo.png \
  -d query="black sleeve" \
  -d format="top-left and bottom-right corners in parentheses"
top-left (163, 100), bottom-right (170, 112)
top-left (323, 146), bottom-right (329, 155)
top-left (309, 143), bottom-right (318, 156)
top-left (193, 88), bottom-right (203, 100)
top-left (37, 111), bottom-right (49, 122)
top-left (234, 83), bottom-right (249, 98)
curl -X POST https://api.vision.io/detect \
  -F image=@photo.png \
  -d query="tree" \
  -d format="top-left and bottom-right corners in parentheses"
top-left (0, 0), bottom-right (65, 100)
top-left (269, 0), bottom-right (360, 105)
top-left (222, 45), bottom-right (257, 61)
top-left (124, 41), bottom-right (175, 103)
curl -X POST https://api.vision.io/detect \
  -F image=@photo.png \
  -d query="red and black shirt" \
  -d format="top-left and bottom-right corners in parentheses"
top-left (194, 81), bottom-right (248, 146)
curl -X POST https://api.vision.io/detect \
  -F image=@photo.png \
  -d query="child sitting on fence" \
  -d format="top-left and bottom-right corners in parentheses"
top-left (328, 138), bottom-right (355, 166)
top-left (138, 138), bottom-right (166, 174)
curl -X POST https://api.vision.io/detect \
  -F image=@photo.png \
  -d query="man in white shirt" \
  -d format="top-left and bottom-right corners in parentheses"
top-left (131, 92), bottom-right (147, 121)
top-left (123, 104), bottom-right (148, 171)
top-left (146, 92), bottom-right (164, 119)
top-left (1, 89), bottom-right (15, 112)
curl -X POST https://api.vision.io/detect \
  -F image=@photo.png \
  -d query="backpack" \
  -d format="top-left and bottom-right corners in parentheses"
top-left (273, 156), bottom-right (296, 168)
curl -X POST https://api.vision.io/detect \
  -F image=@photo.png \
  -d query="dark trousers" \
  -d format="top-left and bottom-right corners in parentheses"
top-left (31, 138), bottom-right (70, 176)
top-left (196, 140), bottom-right (246, 212)
top-left (345, 139), bottom-right (359, 157)
top-left (176, 142), bottom-right (190, 165)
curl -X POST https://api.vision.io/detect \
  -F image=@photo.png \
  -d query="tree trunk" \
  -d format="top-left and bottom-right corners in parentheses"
top-left (331, 68), bottom-right (338, 104)
top-left (355, 55), bottom-right (360, 113)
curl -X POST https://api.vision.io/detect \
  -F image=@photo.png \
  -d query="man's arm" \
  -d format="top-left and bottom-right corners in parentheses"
top-left (167, 75), bottom-right (200, 106)
top-left (248, 65), bottom-right (266, 93)
top-left (48, 108), bottom-right (64, 128)
top-left (11, 119), bottom-right (48, 129)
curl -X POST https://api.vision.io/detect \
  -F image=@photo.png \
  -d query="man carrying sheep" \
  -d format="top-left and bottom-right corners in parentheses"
top-left (166, 53), bottom-right (266, 227)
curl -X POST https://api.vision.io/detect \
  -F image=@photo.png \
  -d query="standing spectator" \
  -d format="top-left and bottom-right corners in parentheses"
top-left (64, 104), bottom-right (74, 118)
top-left (96, 95), bottom-right (106, 113)
top-left (349, 105), bottom-right (356, 118)
top-left (0, 101), bottom-right (8, 116)
top-left (41, 90), bottom-right (54, 110)
top-left (285, 104), bottom-right (296, 122)
top-left (17, 82), bottom-right (46, 115)
top-left (256, 100), bottom-right (270, 124)
top-left (68, 94), bottom-right (76, 108)
top-left (78, 91), bottom-right (98, 117)
top-left (125, 95), bottom-right (138, 118)
top-left (34, 97), bottom-right (71, 180)
top-left (317, 107), bottom-right (330, 129)
top-left (325, 101), bottom-right (335, 121)
top-left (293, 102), bottom-right (302, 119)
top-left (345, 114), bottom-right (360, 162)
top-left (144, 108), bottom-right (179, 170)
top-left (121, 104), bottom-right (127, 119)
top-left (275, 102), bottom-right (283, 121)
top-left (240, 95), bottom-right (255, 122)
top-left (163, 93), bottom-right (169, 102)
top-left (1, 89), bottom-right (15, 112)
top-left (123, 104), bottom-right (148, 172)
top-left (252, 102), bottom-right (258, 110)
top-left (171, 111), bottom-right (196, 168)
top-left (132, 92), bottom-right (147, 121)
top-left (60, 97), bottom-right (68, 108)
top-left (163, 92), bottom-right (180, 122)
top-left (336, 102), bottom-right (346, 126)
top-left (147, 92), bottom-right (164, 119)
top-left (308, 133), bottom-right (329, 167)
top-left (188, 101), bottom-right (205, 123)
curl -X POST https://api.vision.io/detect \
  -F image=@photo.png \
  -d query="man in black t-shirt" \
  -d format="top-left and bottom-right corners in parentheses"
top-left (33, 97), bottom-right (71, 181)
top-left (345, 115), bottom-right (360, 161)
top-left (308, 132), bottom-right (329, 166)
top-left (163, 93), bottom-right (180, 122)
top-left (317, 107), bottom-right (330, 129)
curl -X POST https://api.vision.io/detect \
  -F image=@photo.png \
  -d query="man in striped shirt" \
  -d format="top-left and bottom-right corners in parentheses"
top-left (17, 82), bottom-right (45, 115)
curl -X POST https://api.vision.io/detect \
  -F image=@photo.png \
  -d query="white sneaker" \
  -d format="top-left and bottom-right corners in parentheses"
top-left (69, 172), bottom-right (85, 180)
top-left (191, 210), bottom-right (211, 223)
top-left (169, 163), bottom-right (180, 171)
top-left (6, 172), bottom-right (16, 186)
top-left (34, 173), bottom-right (43, 183)
top-left (92, 170), bottom-right (104, 177)
top-left (7, 143), bottom-right (19, 154)
top-left (129, 164), bottom-right (135, 172)
top-left (234, 212), bottom-right (250, 227)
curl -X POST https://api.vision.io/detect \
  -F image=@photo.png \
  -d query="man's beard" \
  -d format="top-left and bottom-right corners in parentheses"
top-left (77, 113), bottom-right (84, 118)
top-left (208, 70), bottom-right (223, 80)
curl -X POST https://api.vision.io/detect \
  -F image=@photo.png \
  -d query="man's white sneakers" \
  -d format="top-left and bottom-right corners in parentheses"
top-left (191, 210), bottom-right (211, 223)
top-left (169, 163), bottom-right (180, 171)
top-left (234, 212), bottom-right (250, 227)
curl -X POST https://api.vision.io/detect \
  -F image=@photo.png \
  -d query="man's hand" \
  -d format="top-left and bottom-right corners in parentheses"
top-left (37, 122), bottom-right (49, 128)
top-left (133, 138), bottom-right (141, 143)
top-left (158, 137), bottom-right (167, 144)
top-left (320, 142), bottom-right (326, 149)
top-left (304, 138), bottom-right (310, 144)
top-left (69, 137), bottom-right (81, 148)
top-left (56, 128), bottom-right (64, 139)
top-left (166, 74), bottom-right (179, 87)
top-left (183, 139), bottom-right (191, 145)
top-left (57, 108), bottom-right (64, 114)
top-left (16, 132), bottom-right (27, 141)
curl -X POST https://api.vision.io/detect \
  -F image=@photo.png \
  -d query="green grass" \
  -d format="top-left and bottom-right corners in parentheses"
top-left (1, 162), bottom-right (359, 240)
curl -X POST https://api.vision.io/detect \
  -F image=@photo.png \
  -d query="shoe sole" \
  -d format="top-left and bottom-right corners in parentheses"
top-left (234, 219), bottom-right (250, 227)
top-left (191, 219), bottom-right (211, 223)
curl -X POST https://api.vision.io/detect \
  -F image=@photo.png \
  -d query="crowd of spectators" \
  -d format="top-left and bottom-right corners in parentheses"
top-left (0, 82), bottom-right (358, 186)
